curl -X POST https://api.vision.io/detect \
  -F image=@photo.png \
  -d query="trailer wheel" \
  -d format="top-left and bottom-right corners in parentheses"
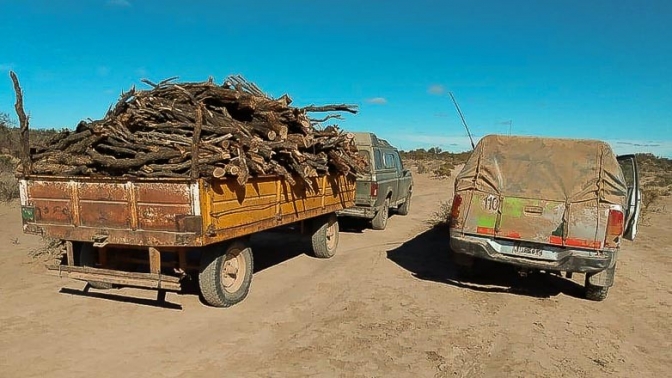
top-left (199, 240), bottom-right (254, 308)
top-left (311, 214), bottom-right (339, 259)
top-left (371, 198), bottom-right (389, 230)
top-left (78, 243), bottom-right (113, 290)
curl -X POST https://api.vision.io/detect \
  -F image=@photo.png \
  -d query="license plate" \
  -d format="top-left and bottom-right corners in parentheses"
top-left (512, 244), bottom-right (543, 257)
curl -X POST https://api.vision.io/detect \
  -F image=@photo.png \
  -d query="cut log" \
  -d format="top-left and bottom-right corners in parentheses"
top-left (15, 74), bottom-right (369, 180)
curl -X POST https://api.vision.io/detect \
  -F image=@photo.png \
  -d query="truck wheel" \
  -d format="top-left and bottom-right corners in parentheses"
top-left (78, 243), bottom-right (113, 290)
top-left (585, 283), bottom-right (609, 301)
top-left (397, 193), bottom-right (411, 216)
top-left (584, 265), bottom-right (616, 301)
top-left (371, 198), bottom-right (390, 230)
top-left (311, 214), bottom-right (339, 259)
top-left (199, 240), bottom-right (254, 308)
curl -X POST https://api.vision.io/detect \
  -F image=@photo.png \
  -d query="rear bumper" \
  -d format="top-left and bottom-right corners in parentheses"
top-left (337, 205), bottom-right (377, 219)
top-left (46, 264), bottom-right (182, 291)
top-left (449, 233), bottom-right (617, 273)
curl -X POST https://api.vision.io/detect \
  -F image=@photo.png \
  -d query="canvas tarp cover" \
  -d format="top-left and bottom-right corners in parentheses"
top-left (455, 135), bottom-right (627, 206)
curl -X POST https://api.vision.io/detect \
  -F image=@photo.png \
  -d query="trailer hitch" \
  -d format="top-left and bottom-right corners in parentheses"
top-left (92, 235), bottom-right (109, 248)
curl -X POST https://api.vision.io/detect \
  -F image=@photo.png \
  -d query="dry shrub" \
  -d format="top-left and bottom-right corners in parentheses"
top-left (0, 174), bottom-right (19, 202)
top-left (417, 163), bottom-right (429, 174)
top-left (642, 188), bottom-right (666, 213)
top-left (433, 162), bottom-right (454, 178)
top-left (0, 155), bottom-right (19, 202)
top-left (29, 238), bottom-right (65, 262)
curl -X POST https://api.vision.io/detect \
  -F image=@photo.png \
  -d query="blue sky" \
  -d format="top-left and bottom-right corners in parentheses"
top-left (1, 0), bottom-right (671, 157)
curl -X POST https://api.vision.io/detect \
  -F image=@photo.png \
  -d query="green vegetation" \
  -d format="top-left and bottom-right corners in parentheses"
top-left (399, 147), bottom-right (471, 166)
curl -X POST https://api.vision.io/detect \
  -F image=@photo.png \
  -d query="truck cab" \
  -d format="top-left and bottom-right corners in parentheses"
top-left (337, 132), bottom-right (413, 230)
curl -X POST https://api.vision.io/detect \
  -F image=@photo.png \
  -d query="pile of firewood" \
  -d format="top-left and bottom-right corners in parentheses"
top-left (24, 75), bottom-right (368, 185)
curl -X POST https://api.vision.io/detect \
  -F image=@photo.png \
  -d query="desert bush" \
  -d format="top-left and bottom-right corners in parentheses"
top-left (400, 148), bottom-right (471, 165)
top-left (0, 173), bottom-right (19, 202)
top-left (0, 155), bottom-right (19, 201)
top-left (433, 162), bottom-right (454, 178)
top-left (642, 188), bottom-right (665, 213)
top-left (416, 163), bottom-right (428, 174)
top-left (29, 238), bottom-right (65, 261)
top-left (1, 112), bottom-right (65, 158)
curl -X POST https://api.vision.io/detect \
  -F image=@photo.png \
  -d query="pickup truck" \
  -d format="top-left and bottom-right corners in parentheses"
top-left (337, 132), bottom-right (413, 230)
top-left (449, 135), bottom-right (641, 301)
top-left (19, 172), bottom-right (355, 307)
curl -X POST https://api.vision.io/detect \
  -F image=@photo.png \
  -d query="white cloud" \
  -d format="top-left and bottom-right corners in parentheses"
top-left (366, 97), bottom-right (387, 105)
top-left (428, 84), bottom-right (445, 95)
top-left (135, 67), bottom-right (148, 77)
top-left (606, 139), bottom-right (672, 158)
top-left (107, 0), bottom-right (131, 7)
top-left (97, 66), bottom-right (110, 76)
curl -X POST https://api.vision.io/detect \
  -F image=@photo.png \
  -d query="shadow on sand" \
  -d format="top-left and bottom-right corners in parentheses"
top-left (59, 286), bottom-right (184, 310)
top-left (386, 225), bottom-right (586, 299)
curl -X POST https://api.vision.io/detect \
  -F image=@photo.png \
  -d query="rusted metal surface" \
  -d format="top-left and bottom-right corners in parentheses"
top-left (46, 264), bottom-right (182, 291)
top-left (21, 172), bottom-right (355, 248)
top-left (22, 177), bottom-right (200, 246)
top-left (23, 224), bottom-right (201, 247)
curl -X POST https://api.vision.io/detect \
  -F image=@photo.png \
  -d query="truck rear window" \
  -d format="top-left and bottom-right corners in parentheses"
top-left (358, 150), bottom-right (370, 166)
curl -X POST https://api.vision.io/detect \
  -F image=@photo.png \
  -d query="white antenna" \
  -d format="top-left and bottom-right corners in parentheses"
top-left (448, 92), bottom-right (475, 150)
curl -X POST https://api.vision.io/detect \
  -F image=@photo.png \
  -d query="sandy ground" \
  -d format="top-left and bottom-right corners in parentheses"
top-left (0, 171), bottom-right (670, 378)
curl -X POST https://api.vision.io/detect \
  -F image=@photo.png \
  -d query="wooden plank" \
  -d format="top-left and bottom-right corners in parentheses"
top-left (70, 181), bottom-right (81, 227)
top-left (66, 241), bottom-right (74, 266)
top-left (148, 247), bottom-right (161, 274)
top-left (128, 182), bottom-right (139, 231)
top-left (46, 264), bottom-right (181, 291)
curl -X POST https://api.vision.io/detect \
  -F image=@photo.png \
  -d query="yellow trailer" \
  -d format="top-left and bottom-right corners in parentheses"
top-left (20, 173), bottom-right (355, 307)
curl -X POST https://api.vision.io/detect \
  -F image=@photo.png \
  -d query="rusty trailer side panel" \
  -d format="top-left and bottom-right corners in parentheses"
top-left (20, 173), bottom-right (355, 247)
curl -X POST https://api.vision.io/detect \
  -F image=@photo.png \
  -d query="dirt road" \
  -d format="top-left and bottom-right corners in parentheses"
top-left (1, 172), bottom-right (670, 377)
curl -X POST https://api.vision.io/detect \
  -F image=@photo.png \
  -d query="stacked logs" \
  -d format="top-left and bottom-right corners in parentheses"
top-left (25, 76), bottom-right (368, 185)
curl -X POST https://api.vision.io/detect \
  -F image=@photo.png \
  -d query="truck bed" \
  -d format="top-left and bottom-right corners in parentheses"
top-left (19, 173), bottom-right (355, 247)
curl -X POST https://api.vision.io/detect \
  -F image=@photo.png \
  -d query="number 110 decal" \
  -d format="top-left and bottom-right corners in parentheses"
top-left (484, 194), bottom-right (500, 212)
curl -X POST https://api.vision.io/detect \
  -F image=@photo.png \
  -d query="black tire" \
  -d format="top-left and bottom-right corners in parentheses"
top-left (584, 278), bottom-right (610, 301)
top-left (584, 265), bottom-right (616, 301)
top-left (199, 240), bottom-right (254, 308)
top-left (311, 214), bottom-right (339, 259)
top-left (371, 198), bottom-right (390, 230)
top-left (78, 243), bottom-right (113, 290)
top-left (397, 193), bottom-right (411, 216)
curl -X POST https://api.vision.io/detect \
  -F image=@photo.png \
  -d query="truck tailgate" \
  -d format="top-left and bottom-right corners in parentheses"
top-left (465, 193), bottom-right (607, 249)
top-left (20, 177), bottom-right (201, 246)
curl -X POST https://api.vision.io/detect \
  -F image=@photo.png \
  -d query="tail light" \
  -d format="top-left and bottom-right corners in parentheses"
top-left (604, 209), bottom-right (624, 248)
top-left (449, 194), bottom-right (462, 227)
top-left (370, 183), bottom-right (378, 197)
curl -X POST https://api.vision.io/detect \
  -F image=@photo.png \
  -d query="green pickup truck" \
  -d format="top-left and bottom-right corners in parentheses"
top-left (337, 132), bottom-right (413, 230)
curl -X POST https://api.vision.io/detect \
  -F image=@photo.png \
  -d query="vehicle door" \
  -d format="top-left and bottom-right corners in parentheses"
top-left (394, 151), bottom-right (411, 201)
top-left (375, 149), bottom-right (396, 204)
top-left (617, 154), bottom-right (641, 240)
